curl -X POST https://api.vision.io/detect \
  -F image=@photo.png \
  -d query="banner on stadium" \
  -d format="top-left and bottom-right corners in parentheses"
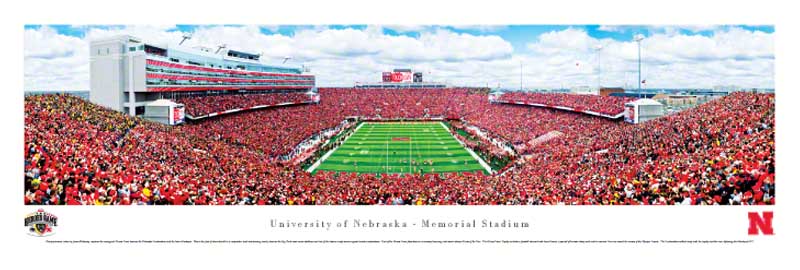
top-left (171, 104), bottom-right (185, 125)
top-left (390, 72), bottom-right (413, 83)
top-left (382, 72), bottom-right (392, 82)
top-left (624, 104), bottom-right (636, 124)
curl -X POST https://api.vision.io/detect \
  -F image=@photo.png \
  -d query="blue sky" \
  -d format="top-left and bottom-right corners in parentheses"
top-left (26, 24), bottom-right (774, 50)
top-left (24, 24), bottom-right (774, 90)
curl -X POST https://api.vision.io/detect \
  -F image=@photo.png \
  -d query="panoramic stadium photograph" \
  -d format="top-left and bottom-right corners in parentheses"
top-left (23, 24), bottom-right (775, 205)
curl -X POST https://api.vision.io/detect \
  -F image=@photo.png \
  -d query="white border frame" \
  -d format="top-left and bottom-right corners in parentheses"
top-left (4, 0), bottom-right (797, 268)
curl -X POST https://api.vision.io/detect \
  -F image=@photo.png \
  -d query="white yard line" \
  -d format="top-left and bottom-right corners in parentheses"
top-left (438, 122), bottom-right (494, 175)
top-left (307, 122), bottom-right (365, 173)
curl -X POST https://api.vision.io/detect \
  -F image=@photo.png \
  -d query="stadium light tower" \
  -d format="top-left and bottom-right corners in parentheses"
top-left (634, 34), bottom-right (644, 98)
top-left (178, 33), bottom-right (192, 46)
top-left (519, 60), bottom-right (523, 91)
top-left (215, 44), bottom-right (227, 54)
top-left (595, 44), bottom-right (603, 90)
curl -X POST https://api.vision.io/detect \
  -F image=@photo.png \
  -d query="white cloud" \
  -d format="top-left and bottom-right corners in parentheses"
top-left (383, 25), bottom-right (428, 33)
top-left (600, 25), bottom-right (724, 36)
top-left (651, 25), bottom-right (722, 34)
top-left (25, 26), bottom-right (84, 59)
top-left (528, 27), bottom-right (596, 54)
top-left (598, 25), bottom-right (623, 32)
top-left (24, 25), bottom-right (773, 90)
top-left (449, 25), bottom-right (507, 32)
top-left (676, 25), bottom-right (721, 33)
top-left (260, 25), bottom-right (280, 33)
top-left (523, 27), bottom-right (773, 88)
top-left (380, 29), bottom-right (513, 62)
top-left (24, 26), bottom-right (89, 90)
top-left (84, 25), bottom-right (182, 45)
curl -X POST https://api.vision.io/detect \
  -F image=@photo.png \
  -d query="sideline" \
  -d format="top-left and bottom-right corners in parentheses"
top-left (306, 122), bottom-right (365, 173)
top-left (438, 122), bottom-right (493, 175)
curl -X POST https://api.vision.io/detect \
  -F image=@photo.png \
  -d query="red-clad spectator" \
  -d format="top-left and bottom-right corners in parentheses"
top-left (24, 91), bottom-right (774, 205)
top-left (176, 91), bottom-right (311, 117)
top-left (497, 92), bottom-right (636, 115)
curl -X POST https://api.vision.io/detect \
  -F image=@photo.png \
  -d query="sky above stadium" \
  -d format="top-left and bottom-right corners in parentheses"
top-left (24, 24), bottom-right (774, 90)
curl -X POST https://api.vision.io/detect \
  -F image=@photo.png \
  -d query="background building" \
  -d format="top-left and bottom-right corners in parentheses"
top-left (624, 98), bottom-right (664, 124)
top-left (90, 35), bottom-right (315, 116)
top-left (569, 85), bottom-right (594, 95)
top-left (598, 87), bottom-right (625, 96)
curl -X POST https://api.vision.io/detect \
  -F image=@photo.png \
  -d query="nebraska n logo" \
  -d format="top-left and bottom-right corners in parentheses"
top-left (25, 209), bottom-right (58, 237)
top-left (747, 211), bottom-right (774, 235)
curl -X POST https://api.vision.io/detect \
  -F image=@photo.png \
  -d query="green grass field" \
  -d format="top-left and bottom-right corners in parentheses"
top-left (313, 122), bottom-right (489, 175)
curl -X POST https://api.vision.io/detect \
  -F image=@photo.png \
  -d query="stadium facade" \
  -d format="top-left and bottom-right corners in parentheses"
top-left (356, 68), bottom-right (447, 89)
top-left (90, 35), bottom-right (316, 117)
top-left (354, 82), bottom-right (448, 89)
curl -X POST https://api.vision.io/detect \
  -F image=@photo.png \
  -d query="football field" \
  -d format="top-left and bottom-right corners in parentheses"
top-left (313, 122), bottom-right (489, 175)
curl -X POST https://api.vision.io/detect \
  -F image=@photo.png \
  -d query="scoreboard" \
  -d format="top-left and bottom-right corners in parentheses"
top-left (382, 72), bottom-right (392, 82)
top-left (382, 69), bottom-right (422, 83)
top-left (413, 72), bottom-right (423, 82)
top-left (391, 71), bottom-right (413, 82)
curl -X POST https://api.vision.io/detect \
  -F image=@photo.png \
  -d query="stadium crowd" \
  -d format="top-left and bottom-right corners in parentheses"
top-left (176, 92), bottom-right (310, 117)
top-left (501, 91), bottom-right (775, 205)
top-left (317, 88), bottom-right (486, 119)
top-left (179, 103), bottom-right (338, 160)
top-left (465, 102), bottom-right (626, 150)
top-left (497, 92), bottom-right (636, 115)
top-left (24, 90), bottom-right (774, 205)
top-left (179, 88), bottom-right (488, 159)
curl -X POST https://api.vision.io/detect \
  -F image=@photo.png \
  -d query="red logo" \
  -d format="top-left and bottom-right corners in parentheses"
top-left (747, 211), bottom-right (774, 235)
top-left (391, 73), bottom-right (403, 82)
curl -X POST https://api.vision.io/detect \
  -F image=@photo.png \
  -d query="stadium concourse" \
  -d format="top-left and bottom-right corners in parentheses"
top-left (24, 89), bottom-right (774, 205)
